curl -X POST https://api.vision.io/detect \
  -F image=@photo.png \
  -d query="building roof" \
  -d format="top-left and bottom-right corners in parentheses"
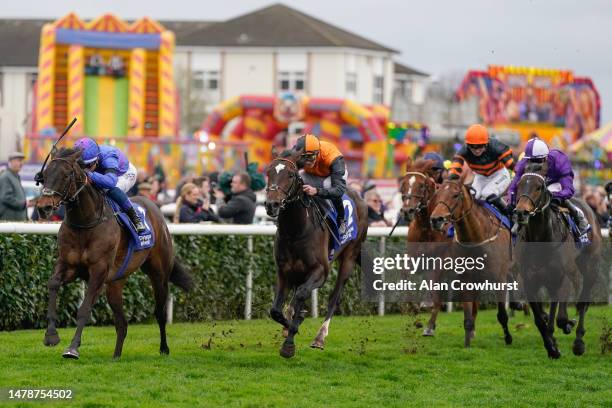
top-left (0, 4), bottom-right (396, 67)
top-left (0, 18), bottom-right (215, 67)
top-left (180, 3), bottom-right (397, 52)
top-left (394, 61), bottom-right (428, 77)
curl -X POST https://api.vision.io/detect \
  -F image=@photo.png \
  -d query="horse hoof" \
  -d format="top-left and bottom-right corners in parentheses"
top-left (310, 339), bottom-right (325, 350)
top-left (43, 332), bottom-right (60, 347)
top-left (572, 340), bottom-right (585, 356)
top-left (422, 328), bottom-right (435, 337)
top-left (160, 346), bottom-right (170, 355)
top-left (62, 348), bottom-right (80, 359)
top-left (505, 335), bottom-right (513, 345)
top-left (547, 348), bottom-right (561, 359)
top-left (279, 342), bottom-right (295, 358)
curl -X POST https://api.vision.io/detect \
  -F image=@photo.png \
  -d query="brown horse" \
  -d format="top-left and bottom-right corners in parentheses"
top-left (399, 158), bottom-right (450, 336)
top-left (430, 173), bottom-right (513, 347)
top-left (265, 149), bottom-right (368, 358)
top-left (514, 161), bottom-right (602, 358)
top-left (36, 148), bottom-right (194, 359)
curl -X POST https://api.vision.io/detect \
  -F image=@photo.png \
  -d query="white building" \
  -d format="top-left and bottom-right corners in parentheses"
top-left (0, 4), bottom-right (430, 160)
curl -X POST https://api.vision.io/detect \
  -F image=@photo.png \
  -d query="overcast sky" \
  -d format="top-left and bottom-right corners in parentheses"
top-left (4, 0), bottom-right (611, 124)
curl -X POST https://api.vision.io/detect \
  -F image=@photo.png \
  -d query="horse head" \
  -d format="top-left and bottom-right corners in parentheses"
top-left (400, 158), bottom-right (439, 223)
top-left (430, 171), bottom-right (472, 231)
top-left (514, 160), bottom-right (551, 225)
top-left (36, 147), bottom-right (87, 219)
top-left (264, 146), bottom-right (302, 217)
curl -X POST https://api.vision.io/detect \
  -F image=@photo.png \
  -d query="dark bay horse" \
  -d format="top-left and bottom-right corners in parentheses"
top-left (429, 173), bottom-right (513, 347)
top-left (36, 148), bottom-right (194, 359)
top-left (399, 158), bottom-right (450, 336)
top-left (514, 161), bottom-right (602, 358)
top-left (265, 149), bottom-right (368, 358)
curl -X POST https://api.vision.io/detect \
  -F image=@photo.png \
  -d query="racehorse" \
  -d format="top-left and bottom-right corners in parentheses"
top-left (265, 149), bottom-right (368, 358)
top-left (36, 148), bottom-right (194, 359)
top-left (399, 158), bottom-right (450, 336)
top-left (513, 161), bottom-right (602, 358)
top-left (429, 172), bottom-right (513, 347)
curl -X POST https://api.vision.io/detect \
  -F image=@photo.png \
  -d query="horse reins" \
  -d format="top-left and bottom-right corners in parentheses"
top-left (402, 171), bottom-right (436, 214)
top-left (265, 158), bottom-right (303, 211)
top-left (41, 157), bottom-right (107, 229)
top-left (517, 172), bottom-right (551, 216)
top-left (432, 180), bottom-right (474, 224)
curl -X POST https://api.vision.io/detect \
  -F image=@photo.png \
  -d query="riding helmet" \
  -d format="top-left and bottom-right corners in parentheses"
top-left (74, 137), bottom-right (100, 164)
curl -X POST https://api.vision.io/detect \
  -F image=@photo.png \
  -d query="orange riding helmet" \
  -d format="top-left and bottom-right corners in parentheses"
top-left (465, 124), bottom-right (489, 145)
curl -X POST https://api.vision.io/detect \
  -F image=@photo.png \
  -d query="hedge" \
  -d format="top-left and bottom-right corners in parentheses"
top-left (0, 233), bottom-right (394, 331)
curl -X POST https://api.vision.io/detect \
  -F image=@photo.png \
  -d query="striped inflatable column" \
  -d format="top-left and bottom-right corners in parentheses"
top-left (36, 24), bottom-right (56, 132)
top-left (67, 45), bottom-right (84, 135)
top-left (158, 31), bottom-right (176, 136)
top-left (128, 48), bottom-right (146, 137)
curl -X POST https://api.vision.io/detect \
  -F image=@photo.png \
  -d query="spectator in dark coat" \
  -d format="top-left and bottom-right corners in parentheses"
top-left (0, 152), bottom-right (28, 221)
top-left (217, 172), bottom-right (256, 224)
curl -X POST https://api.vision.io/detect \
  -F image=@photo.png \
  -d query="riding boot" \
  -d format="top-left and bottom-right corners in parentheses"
top-left (564, 199), bottom-right (590, 235)
top-left (332, 197), bottom-right (347, 234)
top-left (126, 207), bottom-right (147, 234)
top-left (486, 194), bottom-right (510, 216)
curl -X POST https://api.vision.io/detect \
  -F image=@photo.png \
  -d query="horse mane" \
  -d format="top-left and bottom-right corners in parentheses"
top-left (525, 161), bottom-right (545, 174)
top-left (409, 159), bottom-right (435, 173)
top-left (55, 147), bottom-right (81, 159)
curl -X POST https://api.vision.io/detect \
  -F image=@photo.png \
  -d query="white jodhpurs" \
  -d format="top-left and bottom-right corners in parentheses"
top-left (471, 167), bottom-right (511, 200)
top-left (116, 163), bottom-right (137, 192)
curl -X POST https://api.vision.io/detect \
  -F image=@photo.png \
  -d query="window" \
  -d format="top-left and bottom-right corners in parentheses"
top-left (278, 71), bottom-right (306, 92)
top-left (373, 75), bottom-right (384, 104)
top-left (192, 70), bottom-right (219, 92)
top-left (346, 73), bottom-right (357, 95)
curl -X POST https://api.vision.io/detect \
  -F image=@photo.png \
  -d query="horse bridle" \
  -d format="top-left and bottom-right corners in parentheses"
top-left (40, 157), bottom-right (88, 210)
top-left (402, 171), bottom-right (436, 214)
top-left (432, 179), bottom-right (474, 223)
top-left (517, 172), bottom-right (551, 216)
top-left (266, 158), bottom-right (303, 211)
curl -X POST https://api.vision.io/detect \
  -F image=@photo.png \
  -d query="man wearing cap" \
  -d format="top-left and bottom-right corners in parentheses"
top-left (0, 152), bottom-right (28, 221)
top-left (449, 124), bottom-right (515, 213)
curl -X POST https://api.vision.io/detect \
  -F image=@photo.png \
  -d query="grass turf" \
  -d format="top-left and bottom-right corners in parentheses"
top-left (0, 306), bottom-right (610, 407)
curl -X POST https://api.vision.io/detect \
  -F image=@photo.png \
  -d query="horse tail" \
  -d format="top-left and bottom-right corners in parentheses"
top-left (170, 258), bottom-right (195, 292)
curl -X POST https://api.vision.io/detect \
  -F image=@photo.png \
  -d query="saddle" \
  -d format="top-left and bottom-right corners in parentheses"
top-left (312, 194), bottom-right (358, 260)
top-left (105, 198), bottom-right (155, 280)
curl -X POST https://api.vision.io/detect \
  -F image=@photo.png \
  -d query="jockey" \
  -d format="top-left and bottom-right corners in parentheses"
top-left (448, 124), bottom-right (514, 213)
top-left (508, 137), bottom-right (590, 235)
top-left (422, 152), bottom-right (445, 184)
top-left (293, 134), bottom-right (348, 233)
top-left (74, 137), bottom-right (146, 233)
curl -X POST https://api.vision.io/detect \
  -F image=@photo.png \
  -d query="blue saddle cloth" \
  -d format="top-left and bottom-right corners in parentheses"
top-left (447, 201), bottom-right (512, 238)
top-left (561, 211), bottom-right (591, 249)
top-left (321, 194), bottom-right (358, 260)
top-left (106, 198), bottom-right (155, 280)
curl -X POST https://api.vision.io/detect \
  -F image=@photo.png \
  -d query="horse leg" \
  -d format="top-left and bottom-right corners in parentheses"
top-left (43, 261), bottom-right (66, 346)
top-left (497, 302), bottom-right (513, 345)
top-left (530, 301), bottom-right (560, 359)
top-left (280, 267), bottom-right (325, 358)
top-left (547, 302), bottom-right (558, 348)
top-left (270, 274), bottom-right (290, 332)
top-left (63, 263), bottom-right (107, 359)
top-left (311, 256), bottom-right (354, 349)
top-left (106, 281), bottom-right (128, 359)
top-left (572, 302), bottom-right (589, 356)
top-left (463, 302), bottom-right (474, 347)
top-left (573, 255), bottom-right (597, 356)
top-left (556, 303), bottom-right (575, 335)
top-left (143, 260), bottom-right (170, 355)
top-left (470, 301), bottom-right (478, 339)
top-left (423, 290), bottom-right (441, 337)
